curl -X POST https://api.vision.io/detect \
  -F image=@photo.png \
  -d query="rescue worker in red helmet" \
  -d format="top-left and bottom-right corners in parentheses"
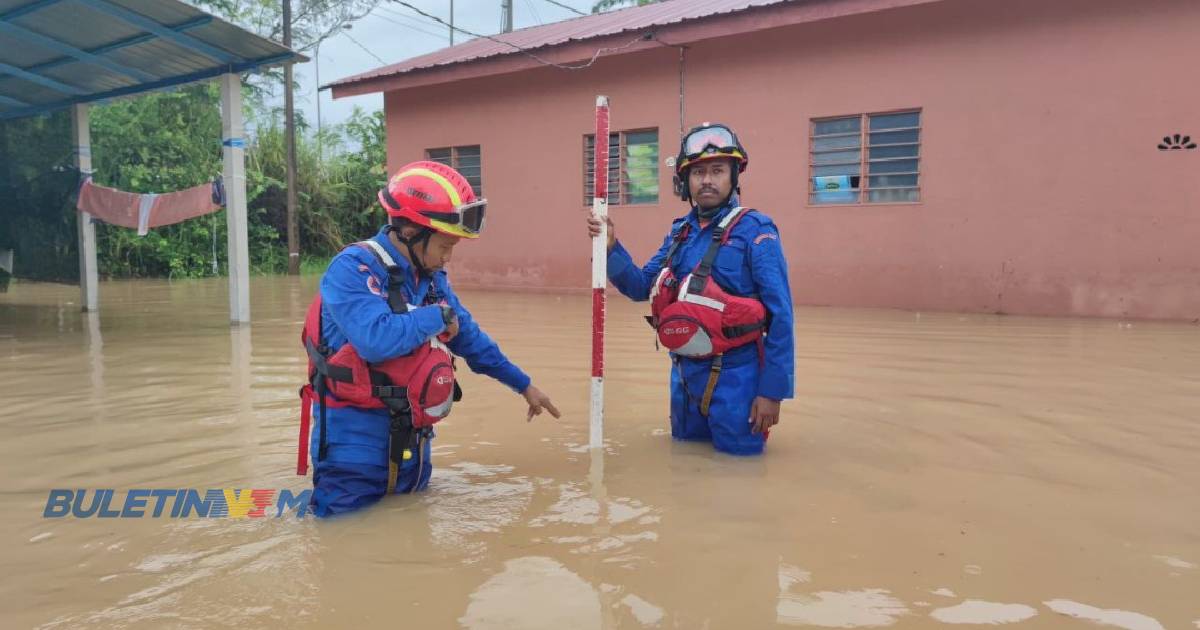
top-left (588, 123), bottom-right (795, 455)
top-left (299, 160), bottom-right (560, 516)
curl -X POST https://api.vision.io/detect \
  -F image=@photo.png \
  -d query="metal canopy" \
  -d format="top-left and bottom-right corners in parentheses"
top-left (0, 0), bottom-right (305, 120)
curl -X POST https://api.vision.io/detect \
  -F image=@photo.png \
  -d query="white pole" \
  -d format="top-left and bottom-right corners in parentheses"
top-left (315, 40), bottom-right (322, 164)
top-left (221, 73), bottom-right (251, 324)
top-left (590, 95), bottom-right (610, 450)
top-left (72, 103), bottom-right (99, 312)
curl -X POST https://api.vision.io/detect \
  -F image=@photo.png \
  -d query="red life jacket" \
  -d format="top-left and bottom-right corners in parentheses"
top-left (296, 240), bottom-right (457, 475)
top-left (648, 206), bottom-right (768, 359)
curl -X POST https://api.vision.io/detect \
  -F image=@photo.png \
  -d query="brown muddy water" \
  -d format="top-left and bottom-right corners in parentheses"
top-left (1, 277), bottom-right (1198, 629)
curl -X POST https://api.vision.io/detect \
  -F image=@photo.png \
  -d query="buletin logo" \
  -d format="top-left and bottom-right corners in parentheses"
top-left (43, 489), bottom-right (313, 518)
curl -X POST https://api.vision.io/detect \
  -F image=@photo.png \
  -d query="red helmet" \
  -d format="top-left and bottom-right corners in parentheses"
top-left (378, 161), bottom-right (485, 239)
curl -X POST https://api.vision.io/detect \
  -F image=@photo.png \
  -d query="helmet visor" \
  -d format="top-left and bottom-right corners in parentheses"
top-left (683, 126), bottom-right (738, 158)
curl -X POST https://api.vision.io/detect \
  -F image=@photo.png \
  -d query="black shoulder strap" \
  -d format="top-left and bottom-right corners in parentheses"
top-left (693, 206), bottom-right (749, 280)
top-left (354, 240), bottom-right (409, 315)
top-left (662, 220), bottom-right (691, 268)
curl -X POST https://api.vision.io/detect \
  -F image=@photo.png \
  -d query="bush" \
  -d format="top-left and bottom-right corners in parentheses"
top-left (0, 85), bottom-right (387, 281)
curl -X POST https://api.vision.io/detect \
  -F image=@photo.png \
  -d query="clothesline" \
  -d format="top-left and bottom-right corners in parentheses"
top-left (76, 177), bottom-right (226, 236)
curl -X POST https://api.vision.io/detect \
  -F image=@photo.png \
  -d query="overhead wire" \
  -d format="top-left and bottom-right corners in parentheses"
top-left (537, 0), bottom-right (588, 17)
top-left (390, 0), bottom-right (652, 71)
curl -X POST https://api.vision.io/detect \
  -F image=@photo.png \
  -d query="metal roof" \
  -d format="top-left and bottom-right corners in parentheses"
top-left (330, 0), bottom-right (950, 96)
top-left (0, 0), bottom-right (306, 120)
top-left (332, 0), bottom-right (789, 89)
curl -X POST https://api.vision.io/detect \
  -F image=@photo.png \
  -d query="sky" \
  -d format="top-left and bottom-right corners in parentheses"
top-left (284, 0), bottom-right (600, 134)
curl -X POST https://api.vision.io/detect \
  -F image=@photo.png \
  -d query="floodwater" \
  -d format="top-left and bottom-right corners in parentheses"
top-left (1, 277), bottom-right (1198, 629)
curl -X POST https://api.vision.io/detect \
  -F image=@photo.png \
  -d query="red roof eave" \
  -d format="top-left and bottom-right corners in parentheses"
top-left (330, 0), bottom-right (947, 99)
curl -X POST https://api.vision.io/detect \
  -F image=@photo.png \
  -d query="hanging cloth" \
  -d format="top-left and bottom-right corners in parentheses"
top-left (76, 177), bottom-right (225, 236)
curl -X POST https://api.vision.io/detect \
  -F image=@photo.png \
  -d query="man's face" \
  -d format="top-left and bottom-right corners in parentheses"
top-left (419, 230), bottom-right (461, 272)
top-left (687, 158), bottom-right (735, 210)
top-left (399, 226), bottom-right (460, 273)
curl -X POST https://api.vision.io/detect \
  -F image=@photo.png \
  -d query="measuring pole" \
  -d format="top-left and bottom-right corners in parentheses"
top-left (590, 96), bottom-right (610, 450)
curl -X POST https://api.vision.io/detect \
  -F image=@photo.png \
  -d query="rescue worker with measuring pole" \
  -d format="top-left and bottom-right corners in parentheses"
top-left (299, 161), bottom-right (560, 516)
top-left (588, 123), bottom-right (795, 454)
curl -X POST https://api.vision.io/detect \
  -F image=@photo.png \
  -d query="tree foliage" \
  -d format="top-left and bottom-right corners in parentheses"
top-left (0, 88), bottom-right (387, 280)
top-left (592, 0), bottom-right (658, 14)
top-left (0, 0), bottom-right (392, 281)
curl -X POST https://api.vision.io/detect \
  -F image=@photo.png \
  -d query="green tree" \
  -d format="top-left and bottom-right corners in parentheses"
top-left (0, 93), bottom-right (388, 281)
top-left (88, 84), bottom-right (227, 278)
top-left (247, 106), bottom-right (386, 269)
top-left (592, 0), bottom-right (658, 14)
top-left (0, 112), bottom-right (78, 282)
top-left (0, 1), bottom-right (392, 282)
top-left (195, 0), bottom-right (380, 52)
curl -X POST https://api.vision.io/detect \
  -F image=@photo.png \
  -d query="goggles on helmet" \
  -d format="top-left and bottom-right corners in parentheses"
top-left (423, 198), bottom-right (487, 235)
top-left (682, 125), bottom-right (740, 159)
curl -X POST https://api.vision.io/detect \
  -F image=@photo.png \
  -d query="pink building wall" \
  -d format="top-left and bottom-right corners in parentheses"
top-left (378, 0), bottom-right (1200, 320)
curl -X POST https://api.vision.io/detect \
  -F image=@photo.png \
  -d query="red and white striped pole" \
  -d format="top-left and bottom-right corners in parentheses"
top-left (590, 95), bottom-right (610, 450)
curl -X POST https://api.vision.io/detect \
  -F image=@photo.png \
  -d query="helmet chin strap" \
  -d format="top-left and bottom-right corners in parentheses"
top-left (388, 224), bottom-right (434, 277)
top-left (696, 203), bottom-right (721, 220)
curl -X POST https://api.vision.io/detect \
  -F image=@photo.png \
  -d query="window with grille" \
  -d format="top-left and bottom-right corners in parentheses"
top-left (809, 110), bottom-right (921, 204)
top-left (425, 145), bottom-right (483, 196)
top-left (583, 129), bottom-right (659, 206)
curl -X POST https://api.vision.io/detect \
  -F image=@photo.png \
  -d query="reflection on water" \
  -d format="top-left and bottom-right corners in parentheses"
top-left (777, 584), bottom-right (909, 628)
top-left (619, 593), bottom-right (663, 626)
top-left (1, 277), bottom-right (1198, 629)
top-left (427, 462), bottom-right (535, 559)
top-left (460, 556), bottom-right (601, 630)
top-left (1043, 600), bottom-right (1165, 630)
top-left (930, 600), bottom-right (1038, 625)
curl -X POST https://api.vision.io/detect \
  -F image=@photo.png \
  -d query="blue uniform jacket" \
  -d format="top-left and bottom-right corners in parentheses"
top-left (606, 197), bottom-right (795, 401)
top-left (318, 226), bottom-right (531, 397)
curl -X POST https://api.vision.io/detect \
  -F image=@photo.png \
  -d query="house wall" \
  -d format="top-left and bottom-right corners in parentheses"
top-left (381, 0), bottom-right (1200, 319)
